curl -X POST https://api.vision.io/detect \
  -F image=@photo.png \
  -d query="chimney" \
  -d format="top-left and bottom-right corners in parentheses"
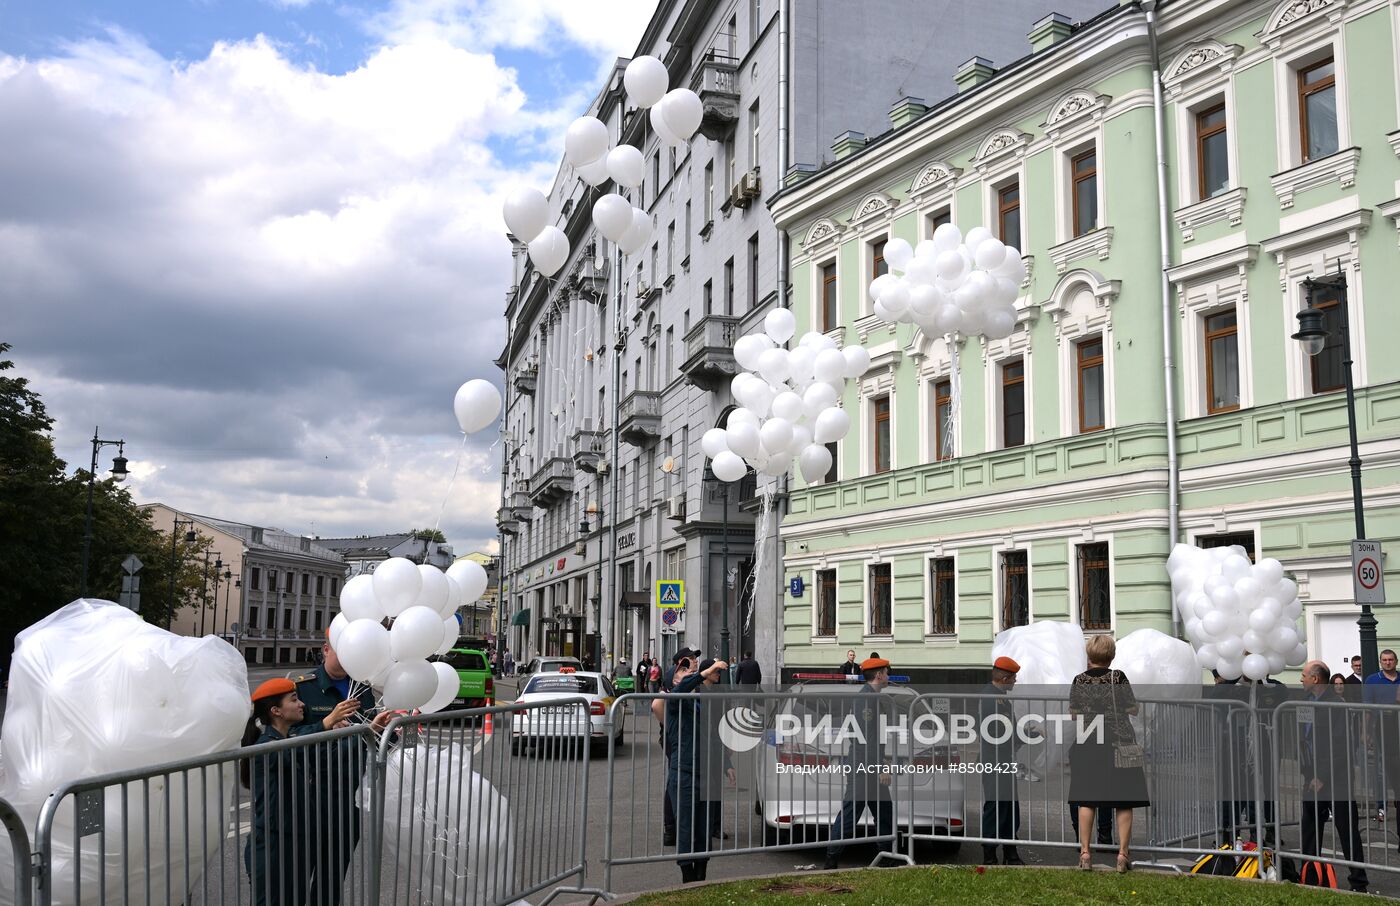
top-left (888, 96), bottom-right (928, 130)
top-left (1029, 13), bottom-right (1074, 52)
top-left (954, 57), bottom-right (997, 93)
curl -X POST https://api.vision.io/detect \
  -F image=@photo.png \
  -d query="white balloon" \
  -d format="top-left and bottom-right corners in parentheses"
top-left (1241, 629), bottom-right (1266, 653)
top-left (932, 222), bottom-right (962, 251)
top-left (772, 391), bottom-right (804, 422)
top-left (1222, 554), bottom-right (1251, 582)
top-left (879, 281), bottom-right (909, 315)
top-left (728, 407), bottom-right (760, 429)
top-left (868, 273), bottom-right (898, 301)
top-left (908, 283), bottom-right (941, 318)
top-left (660, 88), bottom-right (703, 142)
top-left (725, 422), bottom-right (762, 459)
top-left (1242, 653), bottom-right (1271, 681)
top-left (1248, 607), bottom-right (1277, 633)
top-left (973, 236), bottom-right (1006, 270)
top-left (803, 382), bottom-right (838, 417)
top-left (383, 659), bottom-right (438, 711)
top-left (743, 381), bottom-right (774, 417)
top-left (339, 574), bottom-right (384, 622)
top-left (935, 250), bottom-right (966, 281)
top-left (733, 334), bottom-right (774, 371)
top-left (443, 575), bottom-right (462, 615)
top-left (1266, 652), bottom-right (1287, 675)
top-left (993, 245), bottom-right (1026, 281)
top-left (391, 605), bottom-right (448, 662)
top-left (606, 146), bottom-right (645, 188)
top-left (965, 226), bottom-right (993, 250)
top-left (1275, 577), bottom-right (1299, 602)
top-left (374, 558), bottom-right (424, 618)
top-left (650, 104), bottom-right (681, 146)
top-left (446, 559), bottom-right (489, 603)
top-left (618, 207), bottom-right (653, 255)
top-left (528, 225), bottom-right (570, 277)
top-left (764, 309), bottom-right (796, 343)
top-left (436, 617), bottom-right (459, 657)
top-left (798, 444), bottom-right (833, 483)
top-left (1268, 625), bottom-right (1299, 653)
top-left (577, 154), bottom-right (611, 187)
top-left (813, 348), bottom-right (845, 383)
top-left (842, 346), bottom-right (871, 379)
top-left (760, 456), bottom-right (790, 478)
top-left (982, 308), bottom-right (1015, 340)
top-left (1202, 610), bottom-right (1229, 638)
top-left (884, 238), bottom-right (914, 272)
top-left (813, 407), bottom-right (851, 443)
top-left (564, 116), bottom-right (609, 166)
top-left (329, 612), bottom-right (350, 650)
top-left (502, 187), bottom-right (549, 242)
top-left (1287, 643), bottom-right (1308, 667)
top-left (420, 661), bottom-right (461, 714)
top-left (591, 193), bottom-right (634, 242)
top-left (624, 55), bottom-right (669, 108)
top-left (337, 620), bottom-right (392, 682)
top-left (787, 423), bottom-right (814, 457)
top-left (788, 346), bottom-right (816, 385)
top-left (758, 348), bottom-right (791, 383)
top-left (759, 418), bottom-right (793, 455)
top-left (1255, 558), bottom-right (1285, 586)
top-left (711, 450), bottom-right (747, 482)
top-left (1217, 657), bottom-right (1244, 681)
top-left (1196, 643), bottom-right (1220, 668)
top-left (701, 427), bottom-right (730, 458)
top-left (414, 565), bottom-right (450, 618)
top-left (1217, 637), bottom-right (1245, 661)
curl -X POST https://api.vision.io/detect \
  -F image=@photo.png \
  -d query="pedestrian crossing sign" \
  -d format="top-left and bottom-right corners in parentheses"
top-left (656, 580), bottom-right (684, 609)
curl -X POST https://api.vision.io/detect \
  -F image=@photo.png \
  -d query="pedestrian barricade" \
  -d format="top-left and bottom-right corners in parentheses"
top-left (1, 798), bottom-right (33, 906)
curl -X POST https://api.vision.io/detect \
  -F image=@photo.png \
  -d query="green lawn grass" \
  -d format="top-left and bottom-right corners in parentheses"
top-left (626, 866), bottom-right (1357, 905)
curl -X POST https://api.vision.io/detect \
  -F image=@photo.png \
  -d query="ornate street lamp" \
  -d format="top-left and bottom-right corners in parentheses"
top-left (79, 427), bottom-right (128, 597)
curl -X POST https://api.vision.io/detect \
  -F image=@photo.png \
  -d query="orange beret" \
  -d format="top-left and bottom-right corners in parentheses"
top-left (860, 657), bottom-right (890, 671)
top-left (993, 656), bottom-right (1021, 674)
top-left (251, 678), bottom-right (296, 703)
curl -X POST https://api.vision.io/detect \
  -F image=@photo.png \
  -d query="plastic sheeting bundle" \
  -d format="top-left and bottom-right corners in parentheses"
top-left (0, 599), bottom-right (250, 906)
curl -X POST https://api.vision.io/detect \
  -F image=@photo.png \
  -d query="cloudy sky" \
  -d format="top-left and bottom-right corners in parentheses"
top-left (1, 0), bottom-right (654, 554)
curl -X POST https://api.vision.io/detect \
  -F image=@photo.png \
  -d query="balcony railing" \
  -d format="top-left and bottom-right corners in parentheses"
top-left (528, 457), bottom-right (573, 505)
top-left (690, 51), bottom-right (740, 141)
top-left (681, 314), bottom-right (741, 390)
top-left (618, 391), bottom-right (662, 446)
top-left (571, 426), bottom-right (606, 472)
top-left (513, 365), bottom-right (538, 396)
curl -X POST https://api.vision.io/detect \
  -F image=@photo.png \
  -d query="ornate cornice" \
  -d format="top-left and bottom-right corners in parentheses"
top-left (908, 161), bottom-right (962, 199)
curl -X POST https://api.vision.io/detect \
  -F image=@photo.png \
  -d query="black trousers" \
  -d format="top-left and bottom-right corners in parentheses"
top-left (826, 795), bottom-right (894, 857)
top-left (1300, 798), bottom-right (1367, 890)
top-left (981, 799), bottom-right (1020, 850)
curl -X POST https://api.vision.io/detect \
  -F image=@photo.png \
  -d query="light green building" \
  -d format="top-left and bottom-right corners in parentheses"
top-left (770, 0), bottom-right (1400, 682)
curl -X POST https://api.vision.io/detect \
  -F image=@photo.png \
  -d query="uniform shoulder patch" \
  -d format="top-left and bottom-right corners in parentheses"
top-left (292, 674), bottom-right (314, 684)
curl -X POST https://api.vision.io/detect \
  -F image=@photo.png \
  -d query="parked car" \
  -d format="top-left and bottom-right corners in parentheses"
top-left (442, 647), bottom-right (494, 708)
top-left (519, 656), bottom-right (583, 677)
top-left (754, 682), bottom-right (965, 848)
top-left (510, 670), bottom-right (625, 755)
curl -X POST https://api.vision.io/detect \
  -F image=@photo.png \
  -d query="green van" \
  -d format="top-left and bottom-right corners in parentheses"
top-left (443, 648), bottom-right (494, 708)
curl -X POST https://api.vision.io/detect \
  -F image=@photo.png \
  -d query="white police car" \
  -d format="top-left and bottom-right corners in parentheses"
top-left (509, 669), bottom-right (625, 755)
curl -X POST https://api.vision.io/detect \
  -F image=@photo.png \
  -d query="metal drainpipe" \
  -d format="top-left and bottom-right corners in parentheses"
top-left (1144, 0), bottom-right (1182, 637)
top-left (773, 0), bottom-right (792, 682)
top-left (607, 224), bottom-right (623, 676)
top-left (499, 301), bottom-right (512, 664)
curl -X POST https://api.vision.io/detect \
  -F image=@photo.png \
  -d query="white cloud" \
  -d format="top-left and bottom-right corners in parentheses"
top-left (0, 26), bottom-right (574, 552)
top-left (369, 0), bottom-right (656, 59)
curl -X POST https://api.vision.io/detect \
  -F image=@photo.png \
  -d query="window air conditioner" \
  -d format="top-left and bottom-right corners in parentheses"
top-left (667, 496), bottom-right (685, 519)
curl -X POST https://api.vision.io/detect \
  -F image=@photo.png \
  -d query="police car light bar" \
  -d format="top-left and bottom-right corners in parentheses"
top-left (791, 673), bottom-right (910, 683)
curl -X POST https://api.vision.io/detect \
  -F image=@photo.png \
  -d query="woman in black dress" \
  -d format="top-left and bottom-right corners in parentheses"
top-left (1069, 634), bottom-right (1149, 872)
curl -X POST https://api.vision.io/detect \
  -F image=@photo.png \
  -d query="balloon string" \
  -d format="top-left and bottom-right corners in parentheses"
top-left (741, 484), bottom-right (777, 634)
top-left (433, 433), bottom-right (471, 534)
top-left (947, 340), bottom-right (961, 460)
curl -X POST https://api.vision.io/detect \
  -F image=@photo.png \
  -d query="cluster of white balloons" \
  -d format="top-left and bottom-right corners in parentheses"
top-left (329, 558), bottom-right (491, 714)
top-left (1168, 543), bottom-right (1308, 681)
top-left (453, 379), bottom-right (502, 435)
top-left (501, 55), bottom-right (705, 277)
top-left (867, 223), bottom-right (1026, 340)
top-left (703, 309), bottom-right (866, 484)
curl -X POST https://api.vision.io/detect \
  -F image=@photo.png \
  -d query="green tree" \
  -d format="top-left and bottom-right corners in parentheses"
top-left (411, 528), bottom-right (447, 543)
top-left (0, 344), bottom-right (214, 667)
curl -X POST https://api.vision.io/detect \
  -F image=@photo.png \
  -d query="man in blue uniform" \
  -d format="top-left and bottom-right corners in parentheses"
top-left (823, 657), bottom-right (895, 870)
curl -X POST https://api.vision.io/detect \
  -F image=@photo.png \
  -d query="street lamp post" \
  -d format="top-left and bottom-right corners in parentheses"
top-left (219, 568), bottom-right (233, 638)
top-left (207, 556), bottom-right (224, 637)
top-left (198, 549), bottom-right (219, 636)
top-left (168, 516), bottom-right (196, 627)
top-left (79, 427), bottom-right (129, 597)
top-left (1292, 270), bottom-right (1378, 678)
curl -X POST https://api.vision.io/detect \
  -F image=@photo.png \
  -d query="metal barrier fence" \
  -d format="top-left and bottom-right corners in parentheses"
top-left (1, 798), bottom-right (33, 906)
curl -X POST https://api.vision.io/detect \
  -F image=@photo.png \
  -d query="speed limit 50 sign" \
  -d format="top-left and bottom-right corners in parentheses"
top-left (1353, 540), bottom-right (1386, 605)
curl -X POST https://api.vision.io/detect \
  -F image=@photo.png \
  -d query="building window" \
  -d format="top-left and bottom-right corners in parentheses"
top-left (267, 570), bottom-right (277, 592)
top-left (330, 578), bottom-right (339, 597)
top-left (249, 606), bottom-right (259, 629)
top-left (703, 162), bottom-right (714, 223)
top-left (1077, 337), bottom-right (1104, 433)
top-left (871, 238), bottom-right (888, 280)
top-left (872, 395), bottom-right (891, 474)
top-left (1071, 149), bottom-right (1097, 238)
top-left (824, 441), bottom-right (838, 483)
top-left (929, 557), bottom-right (955, 635)
top-left (1198, 531), bottom-right (1255, 562)
top-left (1077, 542), bottom-right (1111, 631)
top-left (1000, 551), bottom-right (1029, 629)
top-left (750, 0), bottom-right (762, 43)
top-left (684, 201), bottom-right (692, 258)
top-left (650, 243), bottom-right (659, 286)
top-left (821, 261), bottom-right (837, 332)
top-left (724, 134), bottom-right (737, 189)
top-left (1307, 281), bottom-right (1345, 394)
top-left (933, 378), bottom-right (953, 461)
top-left (1298, 57), bottom-right (1337, 162)
top-left (748, 233), bottom-right (760, 311)
top-left (299, 609), bottom-right (309, 631)
top-left (667, 221), bottom-right (675, 276)
top-left (652, 152), bottom-right (661, 200)
top-left (282, 608), bottom-right (292, 630)
top-left (1001, 359), bottom-right (1025, 448)
top-left (1195, 103), bottom-right (1229, 200)
top-left (250, 568), bottom-right (261, 591)
top-left (724, 258), bottom-right (735, 315)
top-left (703, 279), bottom-right (713, 316)
top-left (316, 575), bottom-right (324, 595)
top-left (284, 572), bottom-right (293, 593)
top-left (997, 182), bottom-right (1021, 249)
top-left (1204, 309), bottom-right (1240, 413)
top-left (665, 326), bottom-right (674, 375)
top-left (748, 99), bottom-right (760, 169)
top-left (869, 563), bottom-right (892, 636)
top-left (816, 569), bottom-right (836, 637)
top-left (314, 611), bottom-right (324, 631)
top-left (301, 574), bottom-right (309, 595)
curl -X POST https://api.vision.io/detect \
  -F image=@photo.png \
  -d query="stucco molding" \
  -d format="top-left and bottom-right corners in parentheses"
top-left (973, 128), bottom-right (1033, 174)
top-left (848, 191), bottom-right (900, 227)
top-left (1043, 90), bottom-right (1112, 140)
top-left (1175, 187), bottom-right (1248, 242)
top-left (1162, 40), bottom-right (1244, 96)
top-left (1048, 227), bottom-right (1114, 274)
top-left (1269, 146), bottom-right (1361, 209)
top-left (1257, 0), bottom-right (1352, 51)
top-left (907, 161), bottom-right (963, 201)
top-left (800, 217), bottom-right (845, 254)
top-left (1041, 268), bottom-right (1121, 340)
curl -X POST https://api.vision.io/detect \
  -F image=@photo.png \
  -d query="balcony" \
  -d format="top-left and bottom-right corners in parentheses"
top-left (618, 390), bottom-right (662, 447)
top-left (572, 425), bottom-right (605, 472)
top-left (496, 509), bottom-right (521, 536)
top-left (681, 314), bottom-right (741, 390)
top-left (689, 51), bottom-right (740, 141)
top-left (513, 364), bottom-right (538, 396)
top-left (528, 457), bottom-right (573, 505)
